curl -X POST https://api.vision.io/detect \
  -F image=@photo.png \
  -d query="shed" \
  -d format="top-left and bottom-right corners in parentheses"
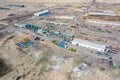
top-left (8, 3), bottom-right (25, 7)
top-left (52, 31), bottom-right (61, 36)
top-left (59, 23), bottom-right (68, 26)
top-left (63, 33), bottom-right (74, 38)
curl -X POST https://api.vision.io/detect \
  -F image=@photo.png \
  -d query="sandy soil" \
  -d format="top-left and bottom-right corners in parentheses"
top-left (0, 33), bottom-right (119, 80)
top-left (0, 0), bottom-right (120, 3)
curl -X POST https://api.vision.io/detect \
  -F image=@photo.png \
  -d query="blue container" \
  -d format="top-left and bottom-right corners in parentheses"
top-left (38, 10), bottom-right (50, 16)
top-left (20, 41), bottom-right (34, 46)
top-left (22, 24), bottom-right (31, 28)
top-left (20, 42), bottom-right (27, 46)
top-left (26, 41), bottom-right (34, 46)
top-left (56, 43), bottom-right (66, 48)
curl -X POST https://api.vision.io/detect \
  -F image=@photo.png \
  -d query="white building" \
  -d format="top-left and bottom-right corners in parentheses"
top-left (89, 10), bottom-right (116, 16)
top-left (86, 19), bottom-right (120, 26)
top-left (71, 38), bottom-right (106, 52)
top-left (34, 10), bottom-right (49, 16)
top-left (80, 7), bottom-right (88, 10)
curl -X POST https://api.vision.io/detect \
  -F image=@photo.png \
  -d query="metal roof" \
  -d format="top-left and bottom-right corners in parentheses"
top-left (72, 38), bottom-right (106, 51)
top-left (34, 10), bottom-right (49, 16)
top-left (63, 33), bottom-right (74, 37)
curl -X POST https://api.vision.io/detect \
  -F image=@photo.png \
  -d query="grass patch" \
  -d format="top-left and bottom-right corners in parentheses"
top-left (73, 58), bottom-right (82, 66)
top-left (36, 50), bottom-right (54, 66)
top-left (67, 73), bottom-right (72, 80)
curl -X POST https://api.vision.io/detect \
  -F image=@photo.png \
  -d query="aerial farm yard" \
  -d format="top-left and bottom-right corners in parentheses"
top-left (0, 0), bottom-right (120, 80)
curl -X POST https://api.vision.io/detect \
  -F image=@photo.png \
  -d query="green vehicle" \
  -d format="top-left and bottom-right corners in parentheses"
top-left (112, 62), bottom-right (117, 68)
top-left (97, 28), bottom-right (105, 32)
top-left (51, 40), bottom-right (57, 44)
top-left (66, 47), bottom-right (76, 52)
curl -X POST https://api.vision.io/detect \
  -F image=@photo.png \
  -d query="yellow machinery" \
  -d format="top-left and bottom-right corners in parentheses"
top-left (22, 38), bottom-right (30, 42)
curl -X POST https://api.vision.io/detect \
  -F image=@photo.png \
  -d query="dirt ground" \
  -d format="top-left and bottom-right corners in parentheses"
top-left (0, 1), bottom-right (120, 80)
top-left (0, 33), bottom-right (120, 80)
top-left (0, 0), bottom-right (120, 3)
